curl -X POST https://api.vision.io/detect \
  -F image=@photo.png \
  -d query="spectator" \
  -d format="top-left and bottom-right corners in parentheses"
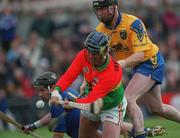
top-left (30, 10), bottom-right (55, 39)
top-left (162, 2), bottom-right (179, 34)
top-left (0, 5), bottom-right (17, 53)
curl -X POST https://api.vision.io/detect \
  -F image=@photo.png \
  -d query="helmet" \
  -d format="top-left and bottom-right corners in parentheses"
top-left (84, 31), bottom-right (109, 55)
top-left (92, 0), bottom-right (118, 25)
top-left (93, 0), bottom-right (118, 8)
top-left (33, 72), bottom-right (57, 88)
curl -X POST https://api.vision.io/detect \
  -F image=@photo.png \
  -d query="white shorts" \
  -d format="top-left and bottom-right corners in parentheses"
top-left (81, 96), bottom-right (127, 125)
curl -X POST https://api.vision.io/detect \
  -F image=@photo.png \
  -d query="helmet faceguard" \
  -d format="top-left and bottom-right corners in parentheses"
top-left (93, 0), bottom-right (118, 25)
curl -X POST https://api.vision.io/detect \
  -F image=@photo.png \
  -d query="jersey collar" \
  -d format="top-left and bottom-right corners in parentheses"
top-left (105, 10), bottom-right (121, 30)
top-left (95, 55), bottom-right (110, 71)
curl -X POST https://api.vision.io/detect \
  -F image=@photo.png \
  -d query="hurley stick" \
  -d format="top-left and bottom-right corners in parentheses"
top-left (0, 111), bottom-right (41, 138)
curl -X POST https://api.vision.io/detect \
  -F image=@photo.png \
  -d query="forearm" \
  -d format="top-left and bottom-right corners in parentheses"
top-left (119, 52), bottom-right (144, 68)
top-left (80, 77), bottom-right (86, 93)
top-left (30, 113), bottom-right (51, 129)
top-left (23, 113), bottom-right (52, 132)
top-left (38, 113), bottom-right (52, 126)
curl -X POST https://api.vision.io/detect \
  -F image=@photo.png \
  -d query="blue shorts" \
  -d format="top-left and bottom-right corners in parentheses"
top-left (132, 51), bottom-right (165, 84)
top-left (53, 108), bottom-right (80, 138)
top-left (50, 88), bottom-right (80, 138)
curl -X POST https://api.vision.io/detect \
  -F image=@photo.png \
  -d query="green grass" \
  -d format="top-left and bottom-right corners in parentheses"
top-left (143, 117), bottom-right (180, 138)
top-left (0, 117), bottom-right (179, 138)
top-left (0, 127), bottom-right (71, 138)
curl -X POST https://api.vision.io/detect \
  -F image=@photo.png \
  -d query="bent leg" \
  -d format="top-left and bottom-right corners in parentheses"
top-left (125, 73), bottom-right (155, 134)
top-left (102, 121), bottom-right (121, 138)
top-left (121, 122), bottom-right (133, 135)
top-left (78, 114), bottom-right (100, 138)
top-left (144, 85), bottom-right (180, 123)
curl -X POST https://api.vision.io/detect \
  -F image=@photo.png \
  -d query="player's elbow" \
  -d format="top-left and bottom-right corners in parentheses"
top-left (135, 52), bottom-right (144, 62)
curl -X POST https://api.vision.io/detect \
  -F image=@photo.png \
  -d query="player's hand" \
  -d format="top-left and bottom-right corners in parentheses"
top-left (80, 81), bottom-right (86, 93)
top-left (21, 120), bottom-right (42, 134)
top-left (50, 90), bottom-right (62, 105)
top-left (118, 60), bottom-right (126, 68)
top-left (91, 98), bottom-right (103, 114)
top-left (63, 99), bottom-right (73, 110)
top-left (21, 124), bottom-right (37, 133)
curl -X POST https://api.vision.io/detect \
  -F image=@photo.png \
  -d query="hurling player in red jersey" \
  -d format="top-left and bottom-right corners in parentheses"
top-left (50, 31), bottom-right (127, 138)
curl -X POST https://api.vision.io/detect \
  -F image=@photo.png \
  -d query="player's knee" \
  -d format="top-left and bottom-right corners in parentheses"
top-left (126, 96), bottom-right (136, 105)
top-left (126, 100), bottom-right (137, 113)
top-left (149, 104), bottom-right (165, 115)
top-left (125, 95), bottom-right (135, 104)
top-left (125, 90), bottom-right (139, 102)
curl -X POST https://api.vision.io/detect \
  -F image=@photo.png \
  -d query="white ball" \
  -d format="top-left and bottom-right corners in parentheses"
top-left (36, 100), bottom-right (45, 109)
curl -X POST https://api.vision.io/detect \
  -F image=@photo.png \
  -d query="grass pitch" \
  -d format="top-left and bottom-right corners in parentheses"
top-left (0, 117), bottom-right (179, 138)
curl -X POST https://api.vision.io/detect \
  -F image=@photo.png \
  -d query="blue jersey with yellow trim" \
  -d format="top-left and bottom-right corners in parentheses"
top-left (96, 12), bottom-right (159, 61)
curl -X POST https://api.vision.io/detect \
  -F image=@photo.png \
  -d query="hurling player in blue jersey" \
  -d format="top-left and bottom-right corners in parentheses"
top-left (22, 72), bottom-right (80, 138)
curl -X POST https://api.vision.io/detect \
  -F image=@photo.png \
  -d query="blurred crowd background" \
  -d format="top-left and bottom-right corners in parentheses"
top-left (0, 0), bottom-right (179, 130)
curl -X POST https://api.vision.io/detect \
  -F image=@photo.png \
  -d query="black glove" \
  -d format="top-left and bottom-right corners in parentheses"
top-left (90, 98), bottom-right (103, 114)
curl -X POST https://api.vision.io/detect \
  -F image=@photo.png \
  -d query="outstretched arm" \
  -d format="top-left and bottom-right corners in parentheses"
top-left (22, 113), bottom-right (52, 133)
top-left (118, 51), bottom-right (144, 68)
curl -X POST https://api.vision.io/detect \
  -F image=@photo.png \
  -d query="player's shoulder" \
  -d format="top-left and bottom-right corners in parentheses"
top-left (107, 56), bottom-right (122, 74)
top-left (121, 13), bottom-right (145, 33)
top-left (76, 49), bottom-right (86, 57)
top-left (122, 13), bottom-right (138, 20)
top-left (121, 13), bottom-right (138, 25)
top-left (96, 22), bottom-right (105, 32)
top-left (102, 57), bottom-right (122, 84)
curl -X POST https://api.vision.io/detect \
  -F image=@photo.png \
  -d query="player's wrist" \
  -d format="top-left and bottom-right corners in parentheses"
top-left (51, 89), bottom-right (62, 101)
top-left (33, 120), bottom-right (42, 128)
top-left (72, 98), bottom-right (77, 102)
top-left (54, 86), bottom-right (61, 92)
top-left (118, 60), bottom-right (126, 68)
top-left (51, 90), bottom-right (60, 96)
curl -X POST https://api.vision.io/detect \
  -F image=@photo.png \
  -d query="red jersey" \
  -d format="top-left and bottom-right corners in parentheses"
top-left (55, 49), bottom-right (124, 109)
